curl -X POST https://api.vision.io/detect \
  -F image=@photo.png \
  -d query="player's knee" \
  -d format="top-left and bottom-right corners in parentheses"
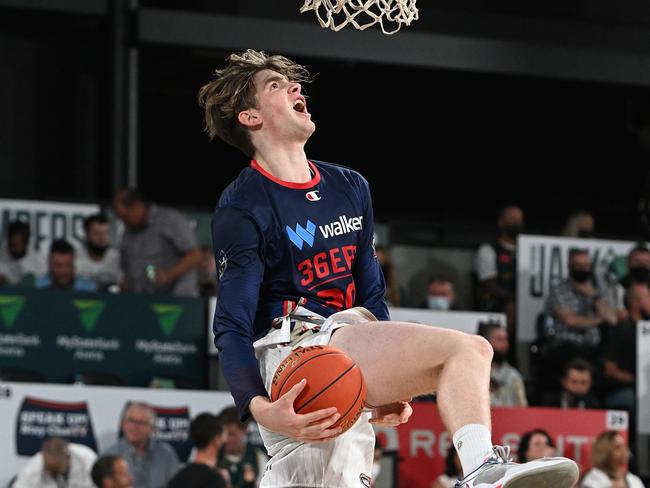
top-left (468, 334), bottom-right (494, 362)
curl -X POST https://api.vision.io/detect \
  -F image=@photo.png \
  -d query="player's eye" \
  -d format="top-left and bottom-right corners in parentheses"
top-left (270, 82), bottom-right (279, 90)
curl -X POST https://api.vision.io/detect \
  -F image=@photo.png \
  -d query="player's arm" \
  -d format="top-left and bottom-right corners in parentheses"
top-left (213, 206), bottom-right (340, 440)
top-left (352, 175), bottom-right (389, 320)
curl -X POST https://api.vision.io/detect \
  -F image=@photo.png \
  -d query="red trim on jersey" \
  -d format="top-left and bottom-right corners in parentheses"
top-left (250, 160), bottom-right (320, 189)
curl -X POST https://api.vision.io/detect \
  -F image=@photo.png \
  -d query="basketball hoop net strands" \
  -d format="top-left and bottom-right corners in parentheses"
top-left (300, 0), bottom-right (419, 34)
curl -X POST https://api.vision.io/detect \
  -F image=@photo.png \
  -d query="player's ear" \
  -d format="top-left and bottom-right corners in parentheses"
top-left (238, 109), bottom-right (261, 128)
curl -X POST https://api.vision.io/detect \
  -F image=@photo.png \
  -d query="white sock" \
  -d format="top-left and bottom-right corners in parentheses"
top-left (452, 423), bottom-right (494, 476)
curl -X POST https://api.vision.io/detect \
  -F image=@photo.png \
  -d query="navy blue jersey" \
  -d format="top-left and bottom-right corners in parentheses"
top-left (212, 160), bottom-right (389, 419)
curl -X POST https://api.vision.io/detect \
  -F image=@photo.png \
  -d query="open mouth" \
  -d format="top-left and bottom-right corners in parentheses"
top-left (293, 99), bottom-right (308, 114)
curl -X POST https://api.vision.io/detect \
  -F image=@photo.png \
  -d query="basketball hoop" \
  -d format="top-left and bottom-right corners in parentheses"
top-left (300, 0), bottom-right (419, 35)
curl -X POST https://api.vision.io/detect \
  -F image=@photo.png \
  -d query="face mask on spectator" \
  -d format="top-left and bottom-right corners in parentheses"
top-left (569, 268), bottom-right (591, 283)
top-left (503, 224), bottom-right (523, 239)
top-left (492, 350), bottom-right (507, 365)
top-left (86, 242), bottom-right (109, 257)
top-left (10, 248), bottom-right (27, 260)
top-left (577, 230), bottom-right (594, 238)
top-left (428, 296), bottom-right (450, 310)
top-left (629, 266), bottom-right (650, 283)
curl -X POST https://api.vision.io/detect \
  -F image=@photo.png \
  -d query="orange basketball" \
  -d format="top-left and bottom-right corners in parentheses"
top-left (270, 345), bottom-right (366, 436)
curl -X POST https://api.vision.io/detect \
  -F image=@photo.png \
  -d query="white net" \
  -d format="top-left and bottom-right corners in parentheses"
top-left (300, 0), bottom-right (419, 35)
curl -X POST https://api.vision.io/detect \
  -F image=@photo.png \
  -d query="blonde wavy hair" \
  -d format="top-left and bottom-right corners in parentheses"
top-left (198, 49), bottom-right (312, 158)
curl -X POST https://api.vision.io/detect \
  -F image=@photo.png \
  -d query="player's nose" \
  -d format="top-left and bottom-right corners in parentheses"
top-left (289, 82), bottom-right (301, 94)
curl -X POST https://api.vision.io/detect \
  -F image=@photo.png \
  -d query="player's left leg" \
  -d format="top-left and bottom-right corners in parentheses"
top-left (329, 320), bottom-right (579, 488)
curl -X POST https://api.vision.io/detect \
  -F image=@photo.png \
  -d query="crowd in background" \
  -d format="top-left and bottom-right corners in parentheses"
top-left (10, 403), bottom-right (268, 488)
top-left (0, 189), bottom-right (216, 299)
top-left (0, 198), bottom-right (647, 486)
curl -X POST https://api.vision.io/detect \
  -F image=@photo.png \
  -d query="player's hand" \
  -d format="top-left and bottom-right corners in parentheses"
top-left (250, 379), bottom-right (342, 443)
top-left (369, 400), bottom-right (412, 427)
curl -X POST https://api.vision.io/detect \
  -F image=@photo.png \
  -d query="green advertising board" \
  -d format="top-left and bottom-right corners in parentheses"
top-left (0, 287), bottom-right (206, 387)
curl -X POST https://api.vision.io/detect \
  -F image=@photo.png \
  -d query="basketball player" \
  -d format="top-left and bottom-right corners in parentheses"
top-left (199, 50), bottom-right (578, 488)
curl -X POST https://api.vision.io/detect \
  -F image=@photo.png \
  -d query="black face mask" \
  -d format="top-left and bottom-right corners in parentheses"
top-left (570, 268), bottom-right (592, 283)
top-left (503, 224), bottom-right (523, 239)
top-left (86, 242), bottom-right (108, 257)
top-left (629, 266), bottom-right (650, 283)
top-left (492, 351), bottom-right (507, 365)
top-left (10, 249), bottom-right (27, 260)
top-left (577, 230), bottom-right (594, 238)
top-left (641, 310), bottom-right (650, 321)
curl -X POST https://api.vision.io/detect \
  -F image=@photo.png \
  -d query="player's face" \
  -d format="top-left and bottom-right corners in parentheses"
top-left (250, 69), bottom-right (315, 143)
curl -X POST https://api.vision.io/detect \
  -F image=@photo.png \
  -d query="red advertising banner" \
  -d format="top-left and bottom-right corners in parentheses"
top-left (375, 403), bottom-right (628, 488)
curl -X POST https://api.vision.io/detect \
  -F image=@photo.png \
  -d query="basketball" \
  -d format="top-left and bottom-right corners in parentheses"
top-left (270, 345), bottom-right (366, 436)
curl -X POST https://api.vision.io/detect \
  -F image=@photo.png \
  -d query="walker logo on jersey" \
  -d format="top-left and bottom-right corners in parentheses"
top-left (305, 190), bottom-right (321, 201)
top-left (73, 300), bottom-right (105, 333)
top-left (0, 295), bottom-right (26, 329)
top-left (152, 304), bottom-right (184, 337)
top-left (318, 215), bottom-right (364, 238)
top-left (16, 396), bottom-right (97, 456)
top-left (286, 220), bottom-right (316, 250)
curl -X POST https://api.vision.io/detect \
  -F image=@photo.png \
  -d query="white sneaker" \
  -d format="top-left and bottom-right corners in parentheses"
top-left (454, 446), bottom-right (579, 488)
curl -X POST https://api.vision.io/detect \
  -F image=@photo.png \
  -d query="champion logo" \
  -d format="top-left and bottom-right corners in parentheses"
top-left (306, 190), bottom-right (321, 201)
top-left (286, 220), bottom-right (316, 250)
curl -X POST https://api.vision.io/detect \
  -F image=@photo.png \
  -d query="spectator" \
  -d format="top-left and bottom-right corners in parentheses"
top-left (197, 245), bottom-right (219, 297)
top-left (562, 211), bottom-right (595, 238)
top-left (545, 248), bottom-right (617, 368)
top-left (612, 245), bottom-right (650, 318)
top-left (13, 436), bottom-right (96, 488)
top-left (91, 455), bottom-right (133, 488)
top-left (375, 244), bottom-right (400, 306)
top-left (0, 220), bottom-right (46, 286)
top-left (113, 188), bottom-right (201, 296)
top-left (478, 322), bottom-right (527, 407)
top-left (604, 282), bottom-right (646, 413)
top-left (168, 413), bottom-right (227, 488)
top-left (474, 205), bottom-right (524, 334)
top-left (432, 445), bottom-right (462, 488)
top-left (76, 214), bottom-right (123, 292)
top-left (104, 402), bottom-right (179, 488)
top-left (217, 406), bottom-right (267, 488)
top-left (36, 239), bottom-right (97, 292)
top-left (543, 358), bottom-right (600, 409)
top-left (422, 277), bottom-right (457, 311)
top-left (517, 429), bottom-right (555, 463)
top-left (581, 431), bottom-right (645, 488)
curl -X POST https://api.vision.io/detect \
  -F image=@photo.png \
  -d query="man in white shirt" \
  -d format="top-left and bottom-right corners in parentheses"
top-left (0, 220), bottom-right (46, 287)
top-left (75, 214), bottom-right (123, 292)
top-left (13, 437), bottom-right (97, 488)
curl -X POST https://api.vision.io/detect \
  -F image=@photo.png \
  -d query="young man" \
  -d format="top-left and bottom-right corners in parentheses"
top-left (168, 413), bottom-right (227, 488)
top-left (91, 455), bottom-right (134, 488)
top-left (200, 50), bottom-right (579, 488)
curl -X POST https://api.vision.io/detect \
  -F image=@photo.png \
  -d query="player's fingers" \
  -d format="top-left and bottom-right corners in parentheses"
top-left (280, 378), bottom-right (307, 404)
top-left (300, 406), bottom-right (338, 424)
top-left (369, 413), bottom-right (401, 425)
top-left (300, 413), bottom-right (340, 435)
top-left (299, 425), bottom-right (343, 442)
